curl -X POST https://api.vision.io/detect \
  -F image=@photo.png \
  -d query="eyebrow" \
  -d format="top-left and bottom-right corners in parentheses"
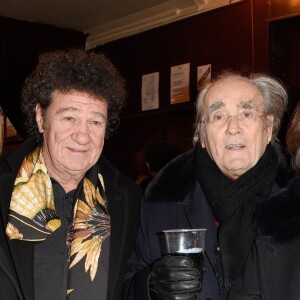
top-left (207, 101), bottom-right (224, 115)
top-left (55, 107), bottom-right (77, 115)
top-left (55, 106), bottom-right (107, 120)
top-left (207, 99), bottom-right (256, 115)
top-left (238, 100), bottom-right (255, 109)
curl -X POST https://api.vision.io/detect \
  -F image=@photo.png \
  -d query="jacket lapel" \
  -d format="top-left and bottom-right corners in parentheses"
top-left (0, 138), bottom-right (38, 225)
top-left (185, 182), bottom-right (217, 265)
top-left (107, 185), bottom-right (127, 300)
top-left (0, 154), bottom-right (27, 299)
top-left (98, 156), bottom-right (128, 300)
top-left (0, 173), bottom-right (16, 225)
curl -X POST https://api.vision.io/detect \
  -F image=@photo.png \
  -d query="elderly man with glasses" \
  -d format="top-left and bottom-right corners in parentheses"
top-left (124, 71), bottom-right (290, 300)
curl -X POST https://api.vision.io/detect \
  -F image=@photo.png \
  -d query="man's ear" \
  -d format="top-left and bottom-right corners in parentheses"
top-left (35, 104), bottom-right (44, 133)
top-left (195, 123), bottom-right (206, 148)
top-left (265, 115), bottom-right (274, 143)
top-left (198, 124), bottom-right (206, 148)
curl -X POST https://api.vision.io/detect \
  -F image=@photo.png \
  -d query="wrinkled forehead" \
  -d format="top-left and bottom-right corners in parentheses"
top-left (204, 76), bottom-right (264, 110)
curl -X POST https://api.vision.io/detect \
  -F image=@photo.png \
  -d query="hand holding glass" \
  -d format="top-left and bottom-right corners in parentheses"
top-left (163, 228), bottom-right (206, 273)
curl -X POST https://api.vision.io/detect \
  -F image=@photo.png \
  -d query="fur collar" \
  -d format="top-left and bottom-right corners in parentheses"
top-left (145, 144), bottom-right (290, 205)
top-left (145, 146), bottom-right (294, 244)
top-left (145, 149), bottom-right (196, 203)
top-left (255, 176), bottom-right (300, 244)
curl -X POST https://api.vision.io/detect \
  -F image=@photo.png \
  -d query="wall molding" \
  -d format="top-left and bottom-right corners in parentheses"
top-left (86, 0), bottom-right (243, 49)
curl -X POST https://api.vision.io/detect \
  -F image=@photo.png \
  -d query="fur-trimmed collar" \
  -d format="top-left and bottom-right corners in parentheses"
top-left (145, 144), bottom-right (290, 206)
top-left (145, 149), bottom-right (196, 203)
top-left (255, 176), bottom-right (300, 244)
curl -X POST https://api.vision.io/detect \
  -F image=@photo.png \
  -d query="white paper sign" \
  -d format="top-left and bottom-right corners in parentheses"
top-left (141, 72), bottom-right (159, 111)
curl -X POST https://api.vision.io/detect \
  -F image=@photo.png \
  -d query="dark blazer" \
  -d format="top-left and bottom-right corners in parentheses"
top-left (123, 147), bottom-right (289, 300)
top-left (0, 138), bottom-right (141, 300)
top-left (0, 228), bottom-right (22, 300)
top-left (228, 176), bottom-right (300, 300)
top-left (123, 149), bottom-right (222, 300)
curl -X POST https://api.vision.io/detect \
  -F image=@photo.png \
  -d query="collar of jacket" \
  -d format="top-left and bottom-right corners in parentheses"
top-left (254, 176), bottom-right (300, 244)
top-left (1, 137), bottom-right (140, 300)
top-left (144, 142), bottom-right (290, 205)
top-left (145, 149), bottom-right (196, 203)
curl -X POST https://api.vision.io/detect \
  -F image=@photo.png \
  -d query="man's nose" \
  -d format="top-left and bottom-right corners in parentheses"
top-left (225, 116), bottom-right (242, 135)
top-left (71, 122), bottom-right (91, 144)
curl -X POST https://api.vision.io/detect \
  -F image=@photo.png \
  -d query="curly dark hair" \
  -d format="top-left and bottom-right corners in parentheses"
top-left (21, 48), bottom-right (127, 143)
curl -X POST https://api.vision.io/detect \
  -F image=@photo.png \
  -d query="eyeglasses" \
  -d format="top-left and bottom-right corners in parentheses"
top-left (202, 110), bottom-right (265, 127)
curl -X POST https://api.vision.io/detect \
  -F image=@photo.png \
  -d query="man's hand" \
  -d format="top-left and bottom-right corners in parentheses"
top-left (149, 255), bottom-right (202, 300)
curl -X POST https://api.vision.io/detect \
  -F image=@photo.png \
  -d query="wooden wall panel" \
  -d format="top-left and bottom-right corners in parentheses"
top-left (4, 0), bottom-right (300, 180)
top-left (99, 1), bottom-right (255, 179)
top-left (0, 16), bottom-right (86, 139)
top-left (269, 16), bottom-right (300, 141)
top-left (99, 1), bottom-right (253, 118)
top-left (268, 0), bottom-right (300, 20)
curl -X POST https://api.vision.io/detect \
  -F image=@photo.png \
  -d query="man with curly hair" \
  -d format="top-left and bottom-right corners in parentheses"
top-left (0, 49), bottom-right (141, 300)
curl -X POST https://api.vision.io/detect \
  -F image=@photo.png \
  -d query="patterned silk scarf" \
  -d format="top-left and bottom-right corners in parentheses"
top-left (6, 147), bottom-right (111, 298)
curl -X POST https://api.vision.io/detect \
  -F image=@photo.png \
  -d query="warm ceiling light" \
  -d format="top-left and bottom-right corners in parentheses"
top-left (290, 0), bottom-right (300, 7)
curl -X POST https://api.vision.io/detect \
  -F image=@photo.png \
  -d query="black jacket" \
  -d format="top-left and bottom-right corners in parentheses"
top-left (124, 146), bottom-right (289, 300)
top-left (0, 138), bottom-right (141, 300)
top-left (124, 149), bottom-right (222, 300)
top-left (228, 176), bottom-right (300, 300)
